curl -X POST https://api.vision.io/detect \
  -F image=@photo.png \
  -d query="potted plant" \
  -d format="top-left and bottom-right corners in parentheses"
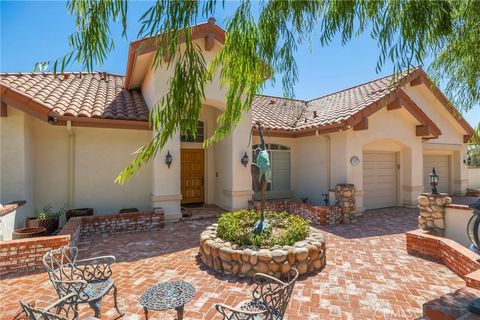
top-left (25, 205), bottom-right (65, 235)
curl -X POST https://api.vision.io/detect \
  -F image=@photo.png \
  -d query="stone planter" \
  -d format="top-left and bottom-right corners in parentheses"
top-left (12, 227), bottom-right (46, 240)
top-left (25, 217), bottom-right (59, 235)
top-left (199, 224), bottom-right (326, 279)
top-left (66, 208), bottom-right (94, 221)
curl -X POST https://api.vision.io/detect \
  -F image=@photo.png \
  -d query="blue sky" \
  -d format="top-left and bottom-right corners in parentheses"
top-left (1, 1), bottom-right (478, 127)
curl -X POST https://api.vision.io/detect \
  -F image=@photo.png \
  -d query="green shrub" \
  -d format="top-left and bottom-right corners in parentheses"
top-left (216, 210), bottom-right (309, 248)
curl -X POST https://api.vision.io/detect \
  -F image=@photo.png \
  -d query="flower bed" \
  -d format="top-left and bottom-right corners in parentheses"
top-left (199, 221), bottom-right (326, 279)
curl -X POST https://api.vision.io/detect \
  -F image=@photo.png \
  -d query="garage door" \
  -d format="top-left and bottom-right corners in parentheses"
top-left (363, 152), bottom-right (398, 210)
top-left (423, 155), bottom-right (450, 193)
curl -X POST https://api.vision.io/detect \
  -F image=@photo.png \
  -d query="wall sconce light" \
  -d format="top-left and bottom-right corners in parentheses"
top-left (428, 167), bottom-right (439, 194)
top-left (241, 152), bottom-right (249, 167)
top-left (48, 116), bottom-right (58, 124)
top-left (165, 150), bottom-right (173, 168)
top-left (464, 156), bottom-right (472, 166)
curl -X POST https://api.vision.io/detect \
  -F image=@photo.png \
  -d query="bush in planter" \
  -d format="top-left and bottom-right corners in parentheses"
top-left (26, 205), bottom-right (65, 235)
top-left (216, 210), bottom-right (310, 248)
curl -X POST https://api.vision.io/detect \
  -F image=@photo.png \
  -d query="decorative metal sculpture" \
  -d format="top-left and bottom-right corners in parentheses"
top-left (214, 268), bottom-right (299, 320)
top-left (19, 293), bottom-right (87, 320)
top-left (43, 247), bottom-right (124, 319)
top-left (251, 121), bottom-right (272, 234)
top-left (467, 198), bottom-right (480, 314)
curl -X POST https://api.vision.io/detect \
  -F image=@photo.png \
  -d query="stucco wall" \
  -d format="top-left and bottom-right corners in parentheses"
top-left (0, 107), bottom-right (34, 228)
top-left (1, 107), bottom-right (152, 230)
top-left (404, 83), bottom-right (468, 194)
top-left (341, 107), bottom-right (423, 211)
top-left (468, 168), bottom-right (480, 189)
top-left (445, 206), bottom-right (474, 248)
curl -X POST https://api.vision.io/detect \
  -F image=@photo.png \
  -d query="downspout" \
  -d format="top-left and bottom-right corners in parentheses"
top-left (67, 121), bottom-right (74, 209)
top-left (315, 130), bottom-right (331, 197)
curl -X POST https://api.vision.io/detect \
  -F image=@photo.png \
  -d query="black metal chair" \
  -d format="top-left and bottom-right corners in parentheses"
top-left (43, 247), bottom-right (124, 319)
top-left (215, 269), bottom-right (299, 320)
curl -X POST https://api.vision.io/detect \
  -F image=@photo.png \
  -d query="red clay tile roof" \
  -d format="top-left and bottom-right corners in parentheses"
top-left (253, 71), bottom-right (405, 131)
top-left (0, 72), bottom-right (149, 121)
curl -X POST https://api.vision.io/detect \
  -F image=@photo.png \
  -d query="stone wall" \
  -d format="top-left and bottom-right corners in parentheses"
top-left (334, 184), bottom-right (356, 223)
top-left (199, 224), bottom-right (326, 279)
top-left (417, 193), bottom-right (451, 235)
top-left (0, 210), bottom-right (165, 276)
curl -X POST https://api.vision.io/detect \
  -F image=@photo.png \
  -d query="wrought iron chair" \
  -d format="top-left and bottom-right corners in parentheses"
top-left (43, 247), bottom-right (124, 319)
top-left (215, 269), bottom-right (299, 320)
top-left (19, 293), bottom-right (98, 320)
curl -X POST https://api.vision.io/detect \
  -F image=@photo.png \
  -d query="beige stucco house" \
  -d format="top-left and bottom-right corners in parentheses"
top-left (0, 20), bottom-right (475, 229)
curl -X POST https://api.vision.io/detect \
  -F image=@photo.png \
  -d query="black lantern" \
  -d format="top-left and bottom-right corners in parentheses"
top-left (165, 150), bottom-right (173, 168)
top-left (465, 155), bottom-right (472, 166)
top-left (428, 167), bottom-right (439, 194)
top-left (467, 198), bottom-right (480, 314)
top-left (241, 152), bottom-right (249, 167)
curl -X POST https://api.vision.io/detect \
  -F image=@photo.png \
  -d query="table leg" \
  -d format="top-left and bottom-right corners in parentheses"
top-left (143, 307), bottom-right (148, 320)
top-left (175, 305), bottom-right (184, 320)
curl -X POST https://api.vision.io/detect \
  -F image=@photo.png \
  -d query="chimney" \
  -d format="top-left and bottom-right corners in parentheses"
top-left (208, 17), bottom-right (216, 25)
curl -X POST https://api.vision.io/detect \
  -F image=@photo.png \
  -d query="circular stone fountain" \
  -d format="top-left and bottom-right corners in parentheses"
top-left (199, 224), bottom-right (326, 278)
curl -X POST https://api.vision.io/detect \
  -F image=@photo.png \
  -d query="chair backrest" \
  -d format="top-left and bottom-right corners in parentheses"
top-left (253, 269), bottom-right (299, 319)
top-left (19, 301), bottom-right (67, 320)
top-left (215, 304), bottom-right (269, 320)
top-left (43, 247), bottom-right (79, 282)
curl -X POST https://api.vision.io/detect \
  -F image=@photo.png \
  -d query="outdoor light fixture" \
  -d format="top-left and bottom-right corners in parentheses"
top-left (48, 116), bottom-right (59, 124)
top-left (428, 167), bottom-right (439, 194)
top-left (465, 156), bottom-right (472, 166)
top-left (165, 151), bottom-right (173, 168)
top-left (467, 198), bottom-right (480, 314)
top-left (241, 152), bottom-right (249, 167)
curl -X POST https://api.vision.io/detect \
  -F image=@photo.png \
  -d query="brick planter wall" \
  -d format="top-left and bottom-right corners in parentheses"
top-left (248, 199), bottom-right (345, 226)
top-left (406, 229), bottom-right (480, 290)
top-left (0, 235), bottom-right (70, 275)
top-left (79, 209), bottom-right (165, 236)
top-left (0, 210), bottom-right (164, 276)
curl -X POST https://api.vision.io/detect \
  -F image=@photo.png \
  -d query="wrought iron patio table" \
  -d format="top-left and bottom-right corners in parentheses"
top-left (139, 281), bottom-right (196, 320)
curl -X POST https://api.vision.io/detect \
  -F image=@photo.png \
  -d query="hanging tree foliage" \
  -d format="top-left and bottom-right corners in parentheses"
top-left (37, 0), bottom-right (480, 182)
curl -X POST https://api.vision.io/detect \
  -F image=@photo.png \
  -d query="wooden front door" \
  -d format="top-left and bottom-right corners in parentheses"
top-left (181, 149), bottom-right (205, 204)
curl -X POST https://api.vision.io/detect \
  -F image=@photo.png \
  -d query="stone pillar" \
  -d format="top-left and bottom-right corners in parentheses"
top-left (417, 193), bottom-right (452, 235)
top-left (335, 184), bottom-right (356, 223)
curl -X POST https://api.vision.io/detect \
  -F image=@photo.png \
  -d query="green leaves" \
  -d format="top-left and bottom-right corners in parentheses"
top-left (44, 0), bottom-right (478, 182)
top-left (216, 210), bottom-right (310, 247)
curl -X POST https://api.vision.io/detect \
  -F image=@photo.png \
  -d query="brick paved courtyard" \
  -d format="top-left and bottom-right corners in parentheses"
top-left (0, 207), bottom-right (473, 319)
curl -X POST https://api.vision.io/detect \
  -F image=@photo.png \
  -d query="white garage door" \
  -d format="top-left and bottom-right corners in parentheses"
top-left (423, 155), bottom-right (450, 193)
top-left (363, 152), bottom-right (398, 210)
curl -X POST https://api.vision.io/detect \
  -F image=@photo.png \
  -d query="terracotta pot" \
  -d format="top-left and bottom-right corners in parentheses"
top-left (66, 208), bottom-right (94, 221)
top-left (12, 227), bottom-right (46, 240)
top-left (25, 217), bottom-right (59, 235)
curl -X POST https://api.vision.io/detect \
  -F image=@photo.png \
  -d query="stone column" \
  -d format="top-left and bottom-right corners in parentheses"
top-left (417, 193), bottom-right (452, 235)
top-left (335, 184), bottom-right (356, 223)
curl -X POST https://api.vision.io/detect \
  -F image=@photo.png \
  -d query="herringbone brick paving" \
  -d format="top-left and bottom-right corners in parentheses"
top-left (0, 207), bottom-right (473, 319)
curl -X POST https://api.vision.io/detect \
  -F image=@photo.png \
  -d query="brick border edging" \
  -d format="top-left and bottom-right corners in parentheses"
top-left (406, 229), bottom-right (480, 289)
top-left (0, 210), bottom-right (164, 276)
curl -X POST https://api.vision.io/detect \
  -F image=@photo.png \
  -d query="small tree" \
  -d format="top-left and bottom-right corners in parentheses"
top-left (37, 1), bottom-right (480, 182)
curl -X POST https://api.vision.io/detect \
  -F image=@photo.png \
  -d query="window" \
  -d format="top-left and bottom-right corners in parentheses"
top-left (252, 144), bottom-right (291, 192)
top-left (181, 121), bottom-right (204, 143)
